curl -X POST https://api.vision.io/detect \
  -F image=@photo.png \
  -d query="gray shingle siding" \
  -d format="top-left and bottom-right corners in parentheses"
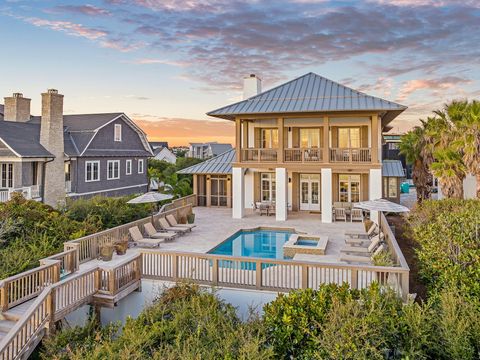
top-left (73, 157), bottom-right (148, 196)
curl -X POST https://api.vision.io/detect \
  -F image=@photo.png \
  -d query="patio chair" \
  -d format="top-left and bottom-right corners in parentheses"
top-left (334, 208), bottom-right (347, 222)
top-left (144, 223), bottom-right (178, 241)
top-left (350, 208), bottom-right (364, 222)
top-left (345, 223), bottom-right (377, 239)
top-left (340, 244), bottom-right (387, 264)
top-left (258, 202), bottom-right (269, 216)
top-left (166, 214), bottom-right (196, 230)
top-left (129, 226), bottom-right (164, 248)
top-left (157, 217), bottom-right (190, 234)
top-left (340, 233), bottom-right (383, 255)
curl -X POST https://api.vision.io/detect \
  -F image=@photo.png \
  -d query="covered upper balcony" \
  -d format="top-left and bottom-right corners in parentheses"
top-left (237, 116), bottom-right (379, 165)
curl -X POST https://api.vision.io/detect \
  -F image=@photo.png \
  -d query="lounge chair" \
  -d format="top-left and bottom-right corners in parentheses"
top-left (334, 208), bottom-right (347, 222)
top-left (345, 223), bottom-right (377, 239)
top-left (340, 244), bottom-right (387, 264)
top-left (129, 226), bottom-right (165, 248)
top-left (166, 214), bottom-right (196, 230)
top-left (144, 223), bottom-right (178, 241)
top-left (157, 217), bottom-right (190, 234)
top-left (341, 234), bottom-right (383, 255)
top-left (350, 208), bottom-right (364, 222)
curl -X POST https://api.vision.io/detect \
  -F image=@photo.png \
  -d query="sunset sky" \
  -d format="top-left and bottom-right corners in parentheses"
top-left (1, 0), bottom-right (479, 146)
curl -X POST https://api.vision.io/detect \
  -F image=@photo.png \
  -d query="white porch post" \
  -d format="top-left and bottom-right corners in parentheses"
top-left (232, 167), bottom-right (245, 219)
top-left (369, 168), bottom-right (382, 223)
top-left (321, 168), bottom-right (332, 223)
top-left (275, 168), bottom-right (288, 221)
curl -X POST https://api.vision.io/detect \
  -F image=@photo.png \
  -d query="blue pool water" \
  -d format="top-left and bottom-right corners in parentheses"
top-left (209, 229), bottom-right (294, 260)
top-left (296, 239), bottom-right (318, 247)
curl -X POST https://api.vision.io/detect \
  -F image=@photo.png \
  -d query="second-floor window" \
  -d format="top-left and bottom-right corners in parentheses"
top-left (300, 128), bottom-right (320, 148)
top-left (126, 159), bottom-right (132, 175)
top-left (138, 159), bottom-right (144, 174)
top-left (261, 128), bottom-right (278, 148)
top-left (1, 163), bottom-right (13, 188)
top-left (114, 124), bottom-right (122, 142)
top-left (107, 160), bottom-right (120, 180)
top-left (85, 161), bottom-right (100, 182)
top-left (338, 128), bottom-right (361, 148)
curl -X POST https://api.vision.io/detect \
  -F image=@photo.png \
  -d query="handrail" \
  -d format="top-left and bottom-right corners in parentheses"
top-left (380, 213), bottom-right (410, 270)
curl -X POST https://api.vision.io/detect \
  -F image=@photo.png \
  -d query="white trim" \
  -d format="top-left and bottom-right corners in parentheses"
top-left (0, 137), bottom-right (22, 158)
top-left (126, 159), bottom-right (132, 175)
top-left (107, 160), bottom-right (120, 180)
top-left (85, 160), bottom-right (100, 182)
top-left (138, 159), bottom-right (144, 174)
top-left (114, 124), bottom-right (122, 142)
top-left (67, 183), bottom-right (148, 197)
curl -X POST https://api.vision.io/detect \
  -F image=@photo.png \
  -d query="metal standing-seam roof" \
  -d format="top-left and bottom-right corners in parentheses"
top-left (382, 160), bottom-right (405, 177)
top-left (207, 72), bottom-right (407, 124)
top-left (177, 149), bottom-right (236, 175)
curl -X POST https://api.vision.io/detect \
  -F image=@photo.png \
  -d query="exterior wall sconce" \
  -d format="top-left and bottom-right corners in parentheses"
top-left (288, 177), bottom-right (292, 183)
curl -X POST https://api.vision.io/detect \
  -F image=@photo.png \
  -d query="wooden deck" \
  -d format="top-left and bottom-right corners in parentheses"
top-left (0, 194), bottom-right (409, 360)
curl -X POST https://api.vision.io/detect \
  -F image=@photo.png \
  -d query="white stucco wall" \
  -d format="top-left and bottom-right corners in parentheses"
top-left (232, 167), bottom-right (245, 218)
top-left (321, 168), bottom-right (332, 223)
top-left (244, 170), bottom-right (254, 209)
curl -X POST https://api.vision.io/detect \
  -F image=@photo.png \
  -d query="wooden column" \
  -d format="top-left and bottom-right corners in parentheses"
top-left (323, 116), bottom-right (329, 162)
top-left (226, 176), bottom-right (232, 208)
top-left (235, 117), bottom-right (242, 162)
top-left (242, 121), bottom-right (248, 148)
top-left (206, 176), bottom-right (211, 207)
top-left (277, 117), bottom-right (284, 163)
top-left (371, 114), bottom-right (379, 163)
top-left (192, 175), bottom-right (198, 206)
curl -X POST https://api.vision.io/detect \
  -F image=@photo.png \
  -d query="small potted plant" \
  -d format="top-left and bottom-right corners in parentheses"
top-left (100, 243), bottom-right (114, 261)
top-left (187, 213), bottom-right (195, 224)
top-left (115, 240), bottom-right (128, 256)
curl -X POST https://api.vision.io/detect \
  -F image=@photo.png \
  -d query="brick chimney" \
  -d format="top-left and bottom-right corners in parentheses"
top-left (3, 93), bottom-right (31, 122)
top-left (243, 74), bottom-right (262, 100)
top-left (40, 89), bottom-right (66, 207)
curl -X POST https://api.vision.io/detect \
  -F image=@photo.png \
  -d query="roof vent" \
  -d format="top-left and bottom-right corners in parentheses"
top-left (47, 89), bottom-right (58, 94)
top-left (13, 92), bottom-right (23, 98)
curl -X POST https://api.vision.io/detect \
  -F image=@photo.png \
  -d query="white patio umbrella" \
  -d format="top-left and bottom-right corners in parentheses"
top-left (354, 199), bottom-right (409, 227)
top-left (127, 191), bottom-right (174, 222)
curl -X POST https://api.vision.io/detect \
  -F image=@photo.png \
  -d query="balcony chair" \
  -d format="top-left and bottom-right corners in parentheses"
top-left (350, 208), bottom-right (364, 222)
top-left (129, 226), bottom-right (167, 248)
top-left (144, 223), bottom-right (178, 241)
top-left (345, 223), bottom-right (378, 240)
top-left (156, 217), bottom-right (190, 234)
top-left (340, 243), bottom-right (387, 264)
top-left (340, 233), bottom-right (383, 256)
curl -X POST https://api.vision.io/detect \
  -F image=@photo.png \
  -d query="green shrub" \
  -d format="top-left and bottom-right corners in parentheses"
top-left (407, 199), bottom-right (480, 298)
top-left (372, 249), bottom-right (396, 266)
top-left (40, 283), bottom-right (273, 359)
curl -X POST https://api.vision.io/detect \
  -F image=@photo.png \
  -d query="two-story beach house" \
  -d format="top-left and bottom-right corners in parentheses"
top-left (0, 90), bottom-right (152, 207)
top-left (180, 73), bottom-right (407, 222)
top-left (187, 142), bottom-right (233, 160)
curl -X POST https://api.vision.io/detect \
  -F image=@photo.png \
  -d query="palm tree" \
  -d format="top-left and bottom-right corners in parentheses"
top-left (430, 148), bottom-right (466, 198)
top-left (162, 174), bottom-right (191, 198)
top-left (399, 124), bottom-right (433, 203)
top-left (452, 100), bottom-right (480, 198)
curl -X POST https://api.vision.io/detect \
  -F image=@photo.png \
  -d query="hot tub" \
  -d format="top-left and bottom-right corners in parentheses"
top-left (283, 234), bottom-right (328, 257)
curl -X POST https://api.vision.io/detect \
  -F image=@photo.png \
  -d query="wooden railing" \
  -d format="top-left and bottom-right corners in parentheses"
top-left (97, 255), bottom-right (142, 296)
top-left (0, 287), bottom-right (51, 360)
top-left (380, 213), bottom-right (410, 270)
top-left (64, 195), bottom-right (195, 264)
top-left (141, 250), bottom-right (410, 298)
top-left (40, 249), bottom-right (79, 278)
top-left (0, 261), bottom-right (60, 311)
top-left (284, 148), bottom-right (323, 162)
top-left (0, 186), bottom-right (42, 203)
top-left (241, 148), bottom-right (278, 162)
top-left (330, 148), bottom-right (371, 163)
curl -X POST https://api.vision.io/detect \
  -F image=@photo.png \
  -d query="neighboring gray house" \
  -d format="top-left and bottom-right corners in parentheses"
top-left (0, 91), bottom-right (152, 207)
top-left (187, 142), bottom-right (232, 159)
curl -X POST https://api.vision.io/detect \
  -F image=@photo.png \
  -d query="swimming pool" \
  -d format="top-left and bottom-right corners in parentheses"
top-left (208, 229), bottom-right (294, 260)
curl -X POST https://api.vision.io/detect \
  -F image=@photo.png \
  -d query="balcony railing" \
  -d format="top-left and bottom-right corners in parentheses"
top-left (241, 148), bottom-right (278, 162)
top-left (285, 148), bottom-right (323, 162)
top-left (330, 148), bottom-right (371, 163)
top-left (0, 185), bottom-right (42, 202)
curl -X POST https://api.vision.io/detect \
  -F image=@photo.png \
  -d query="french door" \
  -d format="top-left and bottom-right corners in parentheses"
top-left (339, 174), bottom-right (361, 203)
top-left (211, 176), bottom-right (228, 206)
top-left (300, 174), bottom-right (320, 211)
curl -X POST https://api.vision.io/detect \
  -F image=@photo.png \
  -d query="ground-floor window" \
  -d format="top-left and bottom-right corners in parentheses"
top-left (210, 175), bottom-right (228, 206)
top-left (383, 177), bottom-right (398, 198)
top-left (261, 173), bottom-right (276, 202)
top-left (339, 174), bottom-right (360, 203)
top-left (0, 163), bottom-right (13, 188)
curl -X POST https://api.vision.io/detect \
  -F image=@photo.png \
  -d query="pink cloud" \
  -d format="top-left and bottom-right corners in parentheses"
top-left (397, 76), bottom-right (471, 101)
top-left (25, 17), bottom-right (107, 40)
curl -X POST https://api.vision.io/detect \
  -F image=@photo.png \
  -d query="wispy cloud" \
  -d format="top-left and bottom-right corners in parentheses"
top-left (50, 4), bottom-right (111, 17)
top-left (397, 76), bottom-right (471, 101)
top-left (24, 17), bottom-right (107, 40)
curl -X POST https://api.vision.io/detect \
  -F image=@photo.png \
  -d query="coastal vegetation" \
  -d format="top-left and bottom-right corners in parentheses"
top-left (0, 194), bottom-right (152, 278)
top-left (400, 100), bottom-right (480, 202)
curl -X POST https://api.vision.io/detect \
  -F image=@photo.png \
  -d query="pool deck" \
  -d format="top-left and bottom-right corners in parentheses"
top-left (141, 207), bottom-right (363, 264)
